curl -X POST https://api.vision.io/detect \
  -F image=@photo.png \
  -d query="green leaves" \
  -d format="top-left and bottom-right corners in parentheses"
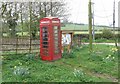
top-left (25, 53), bottom-right (35, 60)
top-left (102, 28), bottom-right (113, 39)
top-left (2, 45), bottom-right (118, 82)
top-left (62, 50), bottom-right (75, 59)
top-left (13, 66), bottom-right (29, 76)
top-left (89, 52), bottom-right (103, 61)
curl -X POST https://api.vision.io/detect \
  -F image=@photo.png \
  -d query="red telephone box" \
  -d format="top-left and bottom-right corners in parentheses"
top-left (40, 17), bottom-right (62, 61)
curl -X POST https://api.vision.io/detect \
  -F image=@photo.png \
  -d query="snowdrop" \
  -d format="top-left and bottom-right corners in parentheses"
top-left (106, 56), bottom-right (109, 59)
top-left (13, 66), bottom-right (29, 76)
top-left (73, 68), bottom-right (84, 77)
top-left (14, 66), bottom-right (16, 69)
top-left (19, 62), bottom-right (22, 65)
top-left (80, 46), bottom-right (83, 49)
top-left (113, 57), bottom-right (115, 59)
top-left (1, 56), bottom-right (3, 59)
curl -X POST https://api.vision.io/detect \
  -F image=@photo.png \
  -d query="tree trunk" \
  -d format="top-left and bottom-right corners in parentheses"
top-left (29, 2), bottom-right (32, 53)
top-left (20, 3), bottom-right (24, 36)
top-left (44, 3), bottom-right (47, 17)
top-left (50, 1), bottom-right (53, 16)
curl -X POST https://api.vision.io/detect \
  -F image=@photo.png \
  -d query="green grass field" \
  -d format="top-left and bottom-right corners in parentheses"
top-left (61, 24), bottom-right (112, 30)
top-left (2, 44), bottom-right (118, 82)
top-left (61, 24), bottom-right (119, 34)
top-left (2, 23), bottom-right (119, 37)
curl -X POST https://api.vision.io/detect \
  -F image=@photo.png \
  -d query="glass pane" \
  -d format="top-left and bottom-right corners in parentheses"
top-left (54, 34), bottom-right (58, 37)
top-left (42, 27), bottom-right (49, 56)
top-left (53, 26), bottom-right (60, 54)
top-left (54, 30), bottom-right (58, 33)
top-left (42, 27), bottom-right (48, 42)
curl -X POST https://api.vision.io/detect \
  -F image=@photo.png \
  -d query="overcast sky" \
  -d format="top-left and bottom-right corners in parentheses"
top-left (1, 0), bottom-right (119, 27)
top-left (66, 0), bottom-right (120, 27)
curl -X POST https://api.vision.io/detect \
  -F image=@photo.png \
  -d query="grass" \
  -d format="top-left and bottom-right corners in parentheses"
top-left (0, 57), bottom-right (2, 84)
top-left (74, 31), bottom-right (102, 34)
top-left (2, 44), bottom-right (118, 82)
top-left (74, 31), bottom-right (119, 34)
top-left (61, 24), bottom-right (106, 30)
top-left (61, 24), bottom-right (119, 34)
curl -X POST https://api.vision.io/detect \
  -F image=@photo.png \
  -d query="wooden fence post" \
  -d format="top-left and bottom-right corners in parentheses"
top-left (16, 37), bottom-right (18, 54)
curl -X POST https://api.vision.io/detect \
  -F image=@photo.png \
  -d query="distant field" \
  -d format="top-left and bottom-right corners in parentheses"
top-left (74, 31), bottom-right (119, 34)
top-left (61, 24), bottom-right (111, 31)
top-left (2, 24), bottom-right (119, 37)
top-left (74, 32), bottom-right (102, 34)
top-left (61, 24), bottom-right (119, 34)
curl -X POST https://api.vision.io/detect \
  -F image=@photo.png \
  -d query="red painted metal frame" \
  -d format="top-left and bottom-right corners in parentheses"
top-left (40, 17), bottom-right (62, 61)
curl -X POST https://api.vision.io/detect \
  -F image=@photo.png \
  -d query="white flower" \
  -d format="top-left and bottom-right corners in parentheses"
top-left (19, 62), bottom-right (22, 65)
top-left (108, 55), bottom-right (111, 57)
top-left (80, 46), bottom-right (83, 49)
top-left (112, 51), bottom-right (115, 53)
top-left (14, 66), bottom-right (17, 69)
top-left (1, 56), bottom-right (3, 59)
top-left (106, 56), bottom-right (109, 59)
top-left (115, 48), bottom-right (118, 52)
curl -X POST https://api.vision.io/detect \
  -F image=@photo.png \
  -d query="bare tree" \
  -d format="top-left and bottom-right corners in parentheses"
top-left (1, 1), bottom-right (69, 37)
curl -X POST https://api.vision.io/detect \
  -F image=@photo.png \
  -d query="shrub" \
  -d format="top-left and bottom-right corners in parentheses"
top-left (102, 29), bottom-right (113, 39)
top-left (95, 34), bottom-right (102, 39)
top-left (81, 38), bottom-right (88, 42)
top-left (115, 34), bottom-right (120, 40)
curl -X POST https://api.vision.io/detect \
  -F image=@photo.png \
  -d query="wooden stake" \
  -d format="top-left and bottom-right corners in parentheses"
top-left (88, 0), bottom-right (93, 52)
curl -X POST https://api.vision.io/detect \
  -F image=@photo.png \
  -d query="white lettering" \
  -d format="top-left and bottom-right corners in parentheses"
top-left (41, 21), bottom-right (50, 24)
top-left (52, 21), bottom-right (59, 23)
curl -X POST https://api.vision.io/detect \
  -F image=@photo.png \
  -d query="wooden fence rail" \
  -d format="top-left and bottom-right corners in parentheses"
top-left (1, 37), bottom-right (40, 55)
top-left (1, 35), bottom-right (81, 55)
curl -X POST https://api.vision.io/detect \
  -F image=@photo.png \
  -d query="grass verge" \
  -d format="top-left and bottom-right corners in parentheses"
top-left (2, 44), bottom-right (118, 82)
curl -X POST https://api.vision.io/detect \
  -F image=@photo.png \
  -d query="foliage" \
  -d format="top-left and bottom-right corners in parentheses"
top-left (13, 66), bottom-right (29, 76)
top-left (2, 45), bottom-right (118, 82)
top-left (89, 52), bottom-right (103, 61)
top-left (81, 38), bottom-right (117, 43)
top-left (1, 2), bottom-right (19, 37)
top-left (73, 69), bottom-right (93, 82)
top-left (1, 2), bottom-right (69, 38)
top-left (102, 28), bottom-right (113, 39)
top-left (94, 38), bottom-right (115, 43)
top-left (94, 34), bottom-right (102, 39)
top-left (62, 50), bottom-right (75, 58)
top-left (25, 53), bottom-right (35, 61)
top-left (7, 19), bottom-right (17, 37)
top-left (75, 33), bottom-right (119, 43)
